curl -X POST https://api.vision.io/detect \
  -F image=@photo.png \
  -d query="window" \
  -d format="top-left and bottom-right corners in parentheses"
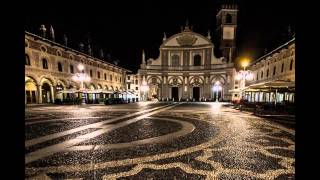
top-left (25, 54), bottom-right (30, 66)
top-left (110, 75), bottom-right (112, 81)
top-left (273, 66), bottom-right (276, 76)
top-left (226, 14), bottom-right (232, 23)
top-left (290, 60), bottom-right (293, 70)
top-left (261, 71), bottom-right (263, 79)
top-left (128, 84), bottom-right (131, 89)
top-left (266, 69), bottom-right (269, 77)
top-left (135, 80), bottom-right (138, 84)
top-left (128, 76), bottom-right (130, 80)
top-left (42, 58), bottom-right (48, 69)
top-left (235, 86), bottom-right (238, 89)
top-left (235, 94), bottom-right (238, 97)
top-left (281, 63), bottom-right (284, 73)
top-left (171, 55), bottom-right (180, 66)
top-left (104, 73), bottom-right (106, 80)
top-left (58, 62), bottom-right (63, 72)
top-left (136, 87), bottom-right (138, 90)
top-left (90, 70), bottom-right (93, 77)
top-left (70, 65), bottom-right (74, 74)
top-left (120, 77), bottom-right (122, 82)
top-left (97, 71), bottom-right (100, 79)
top-left (194, 55), bottom-right (201, 66)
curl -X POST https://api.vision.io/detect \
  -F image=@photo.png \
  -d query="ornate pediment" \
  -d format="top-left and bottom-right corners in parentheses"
top-left (176, 34), bottom-right (197, 46)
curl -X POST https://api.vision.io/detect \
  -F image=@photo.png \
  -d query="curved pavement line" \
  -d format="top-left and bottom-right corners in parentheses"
top-left (25, 116), bottom-right (225, 174)
top-left (25, 117), bottom-right (104, 125)
top-left (25, 103), bottom-right (182, 164)
top-left (66, 117), bottom-right (195, 151)
top-left (25, 103), bottom-right (175, 148)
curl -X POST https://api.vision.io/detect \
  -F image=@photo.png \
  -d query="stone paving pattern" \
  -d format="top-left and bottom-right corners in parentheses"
top-left (25, 102), bottom-right (295, 179)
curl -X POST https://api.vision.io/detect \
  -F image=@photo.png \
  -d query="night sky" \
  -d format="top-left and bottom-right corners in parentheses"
top-left (25, 0), bottom-right (295, 72)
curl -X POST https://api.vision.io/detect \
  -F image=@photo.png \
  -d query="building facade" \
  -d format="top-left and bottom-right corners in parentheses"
top-left (137, 23), bottom-right (237, 101)
top-left (237, 38), bottom-right (295, 103)
top-left (25, 31), bottom-right (129, 104)
top-left (126, 74), bottom-right (140, 102)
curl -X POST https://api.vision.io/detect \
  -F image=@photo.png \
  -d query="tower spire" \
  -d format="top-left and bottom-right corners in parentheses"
top-left (63, 34), bottom-right (68, 46)
top-left (142, 49), bottom-right (146, 64)
top-left (49, 25), bottom-right (55, 41)
top-left (207, 30), bottom-right (211, 40)
top-left (163, 32), bottom-right (167, 41)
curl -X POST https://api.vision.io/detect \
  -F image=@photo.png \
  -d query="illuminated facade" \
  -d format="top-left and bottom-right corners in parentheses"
top-left (25, 31), bottom-right (129, 104)
top-left (239, 38), bottom-right (295, 103)
top-left (137, 5), bottom-right (238, 101)
top-left (126, 74), bottom-right (140, 102)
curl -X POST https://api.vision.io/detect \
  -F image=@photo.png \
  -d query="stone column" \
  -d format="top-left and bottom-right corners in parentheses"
top-left (37, 85), bottom-right (42, 104)
top-left (52, 86), bottom-right (56, 103)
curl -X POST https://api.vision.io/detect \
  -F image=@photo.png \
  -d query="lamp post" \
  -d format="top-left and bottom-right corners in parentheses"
top-left (140, 81), bottom-right (149, 101)
top-left (72, 64), bottom-right (91, 105)
top-left (235, 58), bottom-right (253, 100)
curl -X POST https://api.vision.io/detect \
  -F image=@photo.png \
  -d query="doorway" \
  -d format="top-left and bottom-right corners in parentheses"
top-left (25, 81), bottom-right (37, 104)
top-left (171, 87), bottom-right (179, 101)
top-left (193, 87), bottom-right (200, 101)
top-left (42, 83), bottom-right (52, 103)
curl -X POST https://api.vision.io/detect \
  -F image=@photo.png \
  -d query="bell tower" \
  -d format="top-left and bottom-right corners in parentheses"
top-left (216, 4), bottom-right (238, 63)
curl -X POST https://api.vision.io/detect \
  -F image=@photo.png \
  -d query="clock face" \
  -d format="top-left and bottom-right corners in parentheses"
top-left (223, 27), bottom-right (235, 40)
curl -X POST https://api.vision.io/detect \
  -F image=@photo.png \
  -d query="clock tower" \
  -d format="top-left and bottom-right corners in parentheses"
top-left (216, 4), bottom-right (238, 63)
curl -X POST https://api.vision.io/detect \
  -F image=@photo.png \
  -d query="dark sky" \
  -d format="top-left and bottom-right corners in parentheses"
top-left (25, 0), bottom-right (295, 72)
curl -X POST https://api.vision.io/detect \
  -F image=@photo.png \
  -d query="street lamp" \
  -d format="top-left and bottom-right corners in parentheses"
top-left (72, 64), bottom-right (91, 105)
top-left (236, 58), bottom-right (253, 99)
top-left (140, 81), bottom-right (149, 101)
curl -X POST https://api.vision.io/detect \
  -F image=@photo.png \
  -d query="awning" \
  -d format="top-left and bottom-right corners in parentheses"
top-left (244, 80), bottom-right (295, 91)
top-left (57, 89), bottom-right (115, 94)
top-left (57, 89), bottom-right (79, 93)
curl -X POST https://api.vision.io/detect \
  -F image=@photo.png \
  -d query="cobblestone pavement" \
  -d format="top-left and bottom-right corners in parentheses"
top-left (25, 102), bottom-right (295, 180)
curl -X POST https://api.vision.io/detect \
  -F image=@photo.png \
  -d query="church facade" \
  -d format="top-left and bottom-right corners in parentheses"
top-left (137, 5), bottom-right (238, 101)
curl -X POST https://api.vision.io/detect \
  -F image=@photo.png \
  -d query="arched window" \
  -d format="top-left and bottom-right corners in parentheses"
top-left (290, 60), bottom-right (293, 70)
top-left (171, 55), bottom-right (180, 66)
top-left (97, 71), bottom-right (100, 79)
top-left (273, 66), bottom-right (276, 76)
top-left (226, 14), bottom-right (232, 24)
top-left (58, 62), bottom-right (63, 72)
top-left (25, 54), bottom-right (30, 66)
top-left (266, 69), bottom-right (269, 77)
top-left (194, 55), bottom-right (201, 66)
top-left (261, 71), bottom-right (263, 79)
top-left (70, 65), bottom-right (74, 74)
top-left (42, 58), bottom-right (48, 69)
top-left (281, 63), bottom-right (284, 73)
top-left (90, 70), bottom-right (93, 77)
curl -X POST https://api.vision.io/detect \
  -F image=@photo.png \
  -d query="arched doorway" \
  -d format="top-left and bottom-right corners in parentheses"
top-left (25, 77), bottom-right (37, 104)
top-left (193, 87), bottom-right (200, 101)
top-left (212, 81), bottom-right (222, 102)
top-left (149, 84), bottom-right (160, 100)
top-left (42, 83), bottom-right (52, 103)
top-left (171, 87), bottom-right (179, 101)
